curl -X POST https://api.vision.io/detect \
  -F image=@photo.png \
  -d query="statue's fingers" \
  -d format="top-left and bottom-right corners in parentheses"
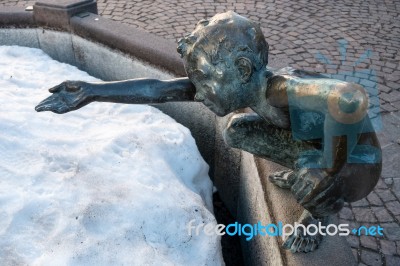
top-left (309, 240), bottom-right (318, 252)
top-left (302, 180), bottom-right (343, 215)
top-left (300, 239), bottom-right (310, 253)
top-left (282, 233), bottom-right (297, 250)
top-left (290, 236), bottom-right (302, 253)
top-left (35, 103), bottom-right (60, 113)
top-left (291, 177), bottom-right (305, 195)
top-left (49, 82), bottom-right (65, 93)
top-left (35, 94), bottom-right (70, 114)
top-left (302, 181), bottom-right (335, 209)
top-left (54, 103), bottom-right (70, 114)
top-left (304, 239), bottom-right (313, 253)
top-left (300, 174), bottom-right (339, 207)
top-left (35, 95), bottom-right (59, 112)
top-left (291, 168), bottom-right (311, 194)
top-left (297, 238), bottom-right (307, 253)
top-left (295, 181), bottom-right (314, 204)
top-left (312, 197), bottom-right (344, 217)
top-left (35, 104), bottom-right (49, 112)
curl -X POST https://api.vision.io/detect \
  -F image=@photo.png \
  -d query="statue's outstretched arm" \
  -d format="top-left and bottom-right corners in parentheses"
top-left (35, 77), bottom-right (196, 114)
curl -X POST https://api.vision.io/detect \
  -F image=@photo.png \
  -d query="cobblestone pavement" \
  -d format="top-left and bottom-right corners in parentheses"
top-left (1, 0), bottom-right (400, 265)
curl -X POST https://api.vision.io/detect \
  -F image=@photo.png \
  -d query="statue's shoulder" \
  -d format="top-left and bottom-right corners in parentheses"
top-left (265, 66), bottom-right (337, 109)
top-left (265, 67), bottom-right (336, 104)
top-left (272, 67), bottom-right (328, 79)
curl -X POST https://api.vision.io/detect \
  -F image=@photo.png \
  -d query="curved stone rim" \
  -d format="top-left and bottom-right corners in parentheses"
top-left (0, 5), bottom-right (185, 77)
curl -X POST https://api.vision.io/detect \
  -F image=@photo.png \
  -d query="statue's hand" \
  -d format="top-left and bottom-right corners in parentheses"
top-left (291, 168), bottom-right (344, 217)
top-left (35, 81), bottom-right (93, 114)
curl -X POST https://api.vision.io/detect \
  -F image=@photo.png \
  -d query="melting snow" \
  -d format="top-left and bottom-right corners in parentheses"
top-left (0, 46), bottom-right (223, 265)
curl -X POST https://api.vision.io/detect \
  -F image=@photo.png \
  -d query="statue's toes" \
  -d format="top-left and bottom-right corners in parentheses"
top-left (283, 233), bottom-right (321, 253)
top-left (297, 236), bottom-right (320, 253)
top-left (290, 235), bottom-right (303, 253)
top-left (283, 233), bottom-right (305, 253)
top-left (300, 239), bottom-right (310, 252)
top-left (268, 170), bottom-right (293, 189)
top-left (304, 238), bottom-right (319, 252)
top-left (282, 232), bottom-right (297, 250)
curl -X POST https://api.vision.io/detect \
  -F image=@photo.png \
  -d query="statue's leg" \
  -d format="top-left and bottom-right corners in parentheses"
top-left (283, 150), bottom-right (380, 252)
top-left (225, 113), bottom-right (381, 253)
top-left (223, 113), bottom-right (317, 189)
top-left (281, 164), bottom-right (347, 253)
top-left (224, 113), bottom-right (341, 252)
top-left (341, 130), bottom-right (382, 202)
top-left (283, 140), bottom-right (380, 253)
top-left (283, 178), bottom-right (345, 253)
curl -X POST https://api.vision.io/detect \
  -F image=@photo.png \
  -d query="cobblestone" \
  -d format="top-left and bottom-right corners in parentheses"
top-left (1, 0), bottom-right (400, 265)
top-left (386, 255), bottom-right (400, 266)
top-left (352, 198), bottom-right (370, 207)
top-left (372, 207), bottom-right (394, 223)
top-left (361, 249), bottom-right (382, 266)
top-left (360, 236), bottom-right (378, 250)
top-left (367, 192), bottom-right (383, 206)
top-left (386, 201), bottom-right (400, 216)
top-left (339, 206), bottom-right (354, 220)
top-left (380, 239), bottom-right (397, 255)
top-left (353, 208), bottom-right (378, 223)
top-left (379, 190), bottom-right (397, 202)
top-left (383, 223), bottom-right (400, 241)
top-left (347, 235), bottom-right (360, 248)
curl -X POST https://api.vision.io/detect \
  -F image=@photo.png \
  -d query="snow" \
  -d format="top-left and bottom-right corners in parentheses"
top-left (0, 46), bottom-right (223, 265)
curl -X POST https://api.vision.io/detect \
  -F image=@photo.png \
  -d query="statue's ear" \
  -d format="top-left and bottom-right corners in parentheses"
top-left (235, 57), bottom-right (253, 83)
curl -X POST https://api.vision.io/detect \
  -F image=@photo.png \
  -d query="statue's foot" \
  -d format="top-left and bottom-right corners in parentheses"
top-left (282, 210), bottom-right (328, 253)
top-left (268, 170), bottom-right (295, 189)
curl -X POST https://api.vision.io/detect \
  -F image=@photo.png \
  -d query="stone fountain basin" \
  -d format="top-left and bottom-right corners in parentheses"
top-left (0, 5), bottom-right (356, 266)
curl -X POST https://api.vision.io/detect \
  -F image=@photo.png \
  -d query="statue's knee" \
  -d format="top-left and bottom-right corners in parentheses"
top-left (227, 113), bottom-right (264, 130)
top-left (223, 113), bottom-right (265, 147)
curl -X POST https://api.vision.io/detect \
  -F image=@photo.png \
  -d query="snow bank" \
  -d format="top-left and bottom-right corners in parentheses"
top-left (0, 46), bottom-right (223, 265)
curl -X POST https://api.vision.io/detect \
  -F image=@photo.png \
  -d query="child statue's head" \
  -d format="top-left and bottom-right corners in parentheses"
top-left (177, 11), bottom-right (269, 116)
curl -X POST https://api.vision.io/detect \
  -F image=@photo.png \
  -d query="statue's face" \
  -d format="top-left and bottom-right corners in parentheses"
top-left (186, 52), bottom-right (243, 116)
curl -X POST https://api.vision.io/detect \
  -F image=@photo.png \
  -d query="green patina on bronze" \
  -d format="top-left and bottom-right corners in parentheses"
top-left (36, 11), bottom-right (382, 253)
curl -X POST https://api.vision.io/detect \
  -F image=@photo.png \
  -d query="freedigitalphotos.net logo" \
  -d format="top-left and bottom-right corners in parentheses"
top-left (187, 220), bottom-right (384, 241)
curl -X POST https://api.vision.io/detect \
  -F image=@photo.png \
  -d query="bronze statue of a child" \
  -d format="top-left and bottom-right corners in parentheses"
top-left (36, 11), bottom-right (382, 253)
